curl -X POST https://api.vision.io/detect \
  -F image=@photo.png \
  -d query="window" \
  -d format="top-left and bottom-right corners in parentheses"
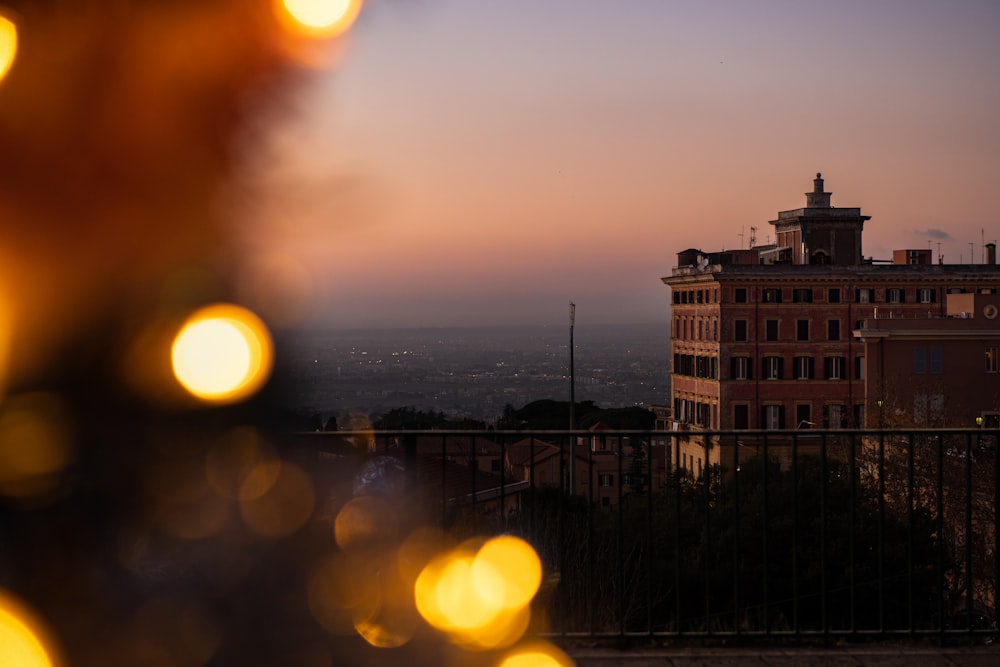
top-left (887, 288), bottom-right (904, 303)
top-left (796, 404), bottom-right (812, 428)
top-left (987, 347), bottom-right (999, 373)
top-left (766, 319), bottom-right (779, 341)
top-left (823, 404), bottom-right (843, 429)
top-left (827, 319), bottom-right (841, 341)
top-left (930, 346), bottom-right (943, 374)
top-left (734, 288), bottom-right (748, 303)
top-left (914, 394), bottom-right (945, 424)
top-left (855, 356), bottom-right (865, 380)
top-left (918, 288), bottom-right (935, 304)
top-left (764, 356), bottom-right (783, 380)
top-left (734, 404), bottom-right (749, 429)
top-left (599, 473), bottom-right (613, 487)
top-left (796, 319), bottom-right (809, 341)
top-left (732, 356), bottom-right (751, 380)
top-left (763, 288), bottom-right (781, 303)
top-left (824, 356), bottom-right (845, 380)
top-left (696, 290), bottom-right (704, 304)
top-left (856, 288), bottom-right (872, 304)
top-left (828, 288), bottom-right (841, 303)
top-left (795, 356), bottom-right (813, 380)
top-left (914, 347), bottom-right (926, 374)
top-left (696, 403), bottom-right (711, 427)
top-left (793, 288), bottom-right (812, 303)
top-left (735, 319), bottom-right (748, 342)
top-left (762, 404), bottom-right (784, 430)
top-left (713, 319), bottom-right (718, 341)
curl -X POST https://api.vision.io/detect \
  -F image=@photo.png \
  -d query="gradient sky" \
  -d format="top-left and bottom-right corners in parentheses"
top-left (238, 0), bottom-right (1000, 329)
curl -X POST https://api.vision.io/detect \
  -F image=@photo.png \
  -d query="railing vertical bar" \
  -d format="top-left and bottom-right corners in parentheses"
top-left (439, 434), bottom-right (448, 528)
top-left (907, 433), bottom-right (914, 635)
top-left (587, 434), bottom-right (595, 636)
top-left (791, 431), bottom-right (799, 635)
top-left (674, 432), bottom-right (682, 634)
top-left (557, 433), bottom-right (566, 634)
top-left (820, 430), bottom-right (828, 637)
top-left (617, 434), bottom-right (625, 636)
top-left (936, 432), bottom-right (945, 637)
top-left (646, 437), bottom-right (654, 635)
top-left (733, 433), bottom-right (740, 637)
top-left (965, 431), bottom-right (974, 631)
top-left (995, 426), bottom-right (1000, 635)
top-left (878, 431), bottom-right (885, 634)
top-left (466, 434), bottom-right (479, 533)
top-left (529, 435), bottom-right (536, 547)
top-left (703, 433), bottom-right (711, 635)
top-left (762, 430), bottom-right (769, 635)
top-left (497, 435), bottom-right (506, 530)
top-left (848, 432), bottom-right (857, 634)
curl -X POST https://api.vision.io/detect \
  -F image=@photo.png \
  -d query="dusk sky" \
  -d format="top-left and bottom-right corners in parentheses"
top-left (238, 0), bottom-right (1000, 330)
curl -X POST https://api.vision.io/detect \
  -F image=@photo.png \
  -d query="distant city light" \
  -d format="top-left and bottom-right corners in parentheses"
top-left (171, 304), bottom-right (273, 404)
top-left (278, 0), bottom-right (363, 38)
top-left (0, 14), bottom-right (16, 83)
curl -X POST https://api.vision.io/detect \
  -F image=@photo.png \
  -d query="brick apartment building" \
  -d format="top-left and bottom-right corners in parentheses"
top-left (856, 290), bottom-right (1000, 428)
top-left (663, 173), bottom-right (1000, 446)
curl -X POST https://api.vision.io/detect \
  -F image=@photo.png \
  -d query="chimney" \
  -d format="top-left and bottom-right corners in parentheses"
top-left (987, 242), bottom-right (996, 265)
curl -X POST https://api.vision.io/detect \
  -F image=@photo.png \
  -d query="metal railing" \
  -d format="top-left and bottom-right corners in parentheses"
top-left (296, 428), bottom-right (999, 640)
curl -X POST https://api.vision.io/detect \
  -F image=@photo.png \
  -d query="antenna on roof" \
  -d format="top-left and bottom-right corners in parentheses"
top-left (749, 226), bottom-right (757, 248)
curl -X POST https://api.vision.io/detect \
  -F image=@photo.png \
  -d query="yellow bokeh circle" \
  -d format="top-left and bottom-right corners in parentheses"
top-left (277, 0), bottom-right (363, 38)
top-left (0, 589), bottom-right (61, 667)
top-left (171, 304), bottom-right (273, 404)
top-left (414, 536), bottom-right (543, 650)
top-left (0, 14), bottom-right (17, 83)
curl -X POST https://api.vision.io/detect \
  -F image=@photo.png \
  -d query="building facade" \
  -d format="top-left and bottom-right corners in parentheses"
top-left (856, 291), bottom-right (1000, 428)
top-left (664, 174), bottom-right (1000, 437)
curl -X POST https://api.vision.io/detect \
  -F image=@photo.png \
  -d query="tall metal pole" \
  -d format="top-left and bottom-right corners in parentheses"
top-left (569, 302), bottom-right (576, 495)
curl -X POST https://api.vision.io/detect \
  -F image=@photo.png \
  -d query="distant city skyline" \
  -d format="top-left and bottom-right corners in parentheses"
top-left (235, 0), bottom-right (1000, 329)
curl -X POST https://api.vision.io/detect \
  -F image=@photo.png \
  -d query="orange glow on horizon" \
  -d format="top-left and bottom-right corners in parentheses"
top-left (171, 304), bottom-right (273, 404)
top-left (277, 0), bottom-right (363, 39)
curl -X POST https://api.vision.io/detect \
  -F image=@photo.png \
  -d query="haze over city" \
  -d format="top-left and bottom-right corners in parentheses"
top-left (236, 0), bottom-right (1000, 330)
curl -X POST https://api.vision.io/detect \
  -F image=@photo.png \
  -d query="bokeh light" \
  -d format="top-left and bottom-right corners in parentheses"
top-left (500, 641), bottom-right (575, 667)
top-left (0, 393), bottom-right (75, 499)
top-left (278, 0), bottom-right (363, 38)
top-left (239, 461), bottom-right (315, 538)
top-left (0, 589), bottom-right (61, 667)
top-left (414, 536), bottom-right (542, 650)
top-left (205, 427), bottom-right (280, 500)
top-left (0, 14), bottom-right (16, 83)
top-left (473, 535), bottom-right (542, 612)
top-left (171, 304), bottom-right (273, 404)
